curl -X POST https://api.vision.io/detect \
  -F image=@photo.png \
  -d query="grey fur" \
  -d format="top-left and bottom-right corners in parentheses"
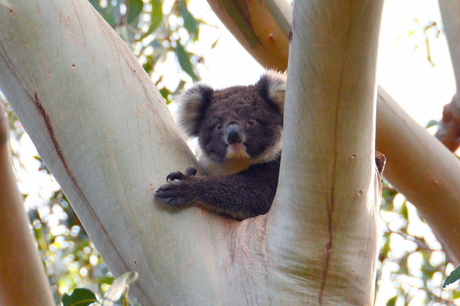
top-left (155, 71), bottom-right (286, 220)
top-left (176, 84), bottom-right (214, 138)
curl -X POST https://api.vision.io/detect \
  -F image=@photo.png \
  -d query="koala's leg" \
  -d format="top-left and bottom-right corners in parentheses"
top-left (155, 161), bottom-right (280, 220)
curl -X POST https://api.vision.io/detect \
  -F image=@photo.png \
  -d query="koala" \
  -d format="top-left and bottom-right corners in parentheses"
top-left (154, 71), bottom-right (286, 220)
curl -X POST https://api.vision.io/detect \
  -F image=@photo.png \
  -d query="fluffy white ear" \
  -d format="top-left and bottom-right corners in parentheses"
top-left (175, 84), bottom-right (214, 138)
top-left (258, 70), bottom-right (287, 110)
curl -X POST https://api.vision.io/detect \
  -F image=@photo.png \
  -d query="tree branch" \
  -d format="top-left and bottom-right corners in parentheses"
top-left (376, 87), bottom-right (460, 264)
top-left (207, 0), bottom-right (291, 71)
top-left (0, 102), bottom-right (54, 305)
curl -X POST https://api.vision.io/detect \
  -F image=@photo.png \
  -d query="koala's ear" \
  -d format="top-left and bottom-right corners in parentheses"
top-left (257, 70), bottom-right (287, 111)
top-left (175, 84), bottom-right (214, 138)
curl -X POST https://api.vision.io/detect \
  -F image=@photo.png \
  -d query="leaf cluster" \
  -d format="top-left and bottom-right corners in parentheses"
top-left (88, 0), bottom-right (217, 102)
top-left (62, 272), bottom-right (139, 306)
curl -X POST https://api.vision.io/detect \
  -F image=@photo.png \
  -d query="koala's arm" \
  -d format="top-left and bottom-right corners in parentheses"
top-left (154, 161), bottom-right (280, 220)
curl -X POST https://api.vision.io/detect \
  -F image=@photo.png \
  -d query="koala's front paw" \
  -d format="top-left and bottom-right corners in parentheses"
top-left (166, 166), bottom-right (197, 181)
top-left (154, 167), bottom-right (197, 207)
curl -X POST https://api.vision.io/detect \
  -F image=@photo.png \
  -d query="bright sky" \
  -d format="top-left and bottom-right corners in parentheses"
top-left (378, 0), bottom-right (455, 127)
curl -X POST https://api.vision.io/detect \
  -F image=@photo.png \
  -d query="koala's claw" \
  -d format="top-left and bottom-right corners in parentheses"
top-left (155, 167), bottom-right (197, 205)
top-left (165, 166), bottom-right (197, 181)
top-left (155, 181), bottom-right (192, 207)
top-left (166, 171), bottom-right (186, 181)
top-left (166, 197), bottom-right (188, 206)
top-left (185, 166), bottom-right (197, 176)
top-left (155, 183), bottom-right (183, 198)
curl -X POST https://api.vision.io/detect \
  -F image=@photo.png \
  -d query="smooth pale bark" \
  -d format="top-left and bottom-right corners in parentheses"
top-left (377, 88), bottom-right (460, 264)
top-left (435, 1), bottom-right (460, 151)
top-left (266, 1), bottom-right (383, 304)
top-left (0, 103), bottom-right (54, 305)
top-left (208, 0), bottom-right (460, 265)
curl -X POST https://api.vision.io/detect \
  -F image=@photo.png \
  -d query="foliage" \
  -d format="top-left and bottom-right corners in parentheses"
top-left (376, 184), bottom-right (457, 305)
top-left (444, 266), bottom-right (460, 289)
top-left (62, 272), bottom-right (139, 306)
top-left (62, 288), bottom-right (98, 306)
top-left (87, 0), bottom-right (213, 103)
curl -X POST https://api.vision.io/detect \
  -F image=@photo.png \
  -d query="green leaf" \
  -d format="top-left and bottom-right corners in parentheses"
top-left (425, 119), bottom-right (438, 128)
top-left (103, 14), bottom-right (117, 27)
top-left (159, 87), bottom-right (170, 99)
top-left (211, 36), bottom-right (220, 49)
top-left (380, 232), bottom-right (391, 259)
top-left (62, 288), bottom-right (98, 306)
top-left (140, 0), bottom-right (163, 40)
top-left (174, 80), bottom-right (186, 94)
top-left (98, 276), bottom-right (115, 286)
top-left (443, 265), bottom-right (460, 288)
top-left (386, 296), bottom-right (398, 306)
top-left (175, 42), bottom-right (198, 81)
top-left (400, 201), bottom-right (408, 219)
top-left (179, 1), bottom-right (199, 39)
top-left (126, 0), bottom-right (143, 24)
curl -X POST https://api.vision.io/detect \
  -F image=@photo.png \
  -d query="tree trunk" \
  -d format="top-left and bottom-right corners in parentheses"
top-left (0, 0), bottom-right (382, 304)
top-left (268, 1), bottom-right (383, 303)
top-left (208, 0), bottom-right (460, 265)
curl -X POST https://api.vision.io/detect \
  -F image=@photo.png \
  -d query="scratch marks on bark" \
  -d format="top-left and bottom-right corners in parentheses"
top-left (319, 135), bottom-right (337, 305)
top-left (318, 13), bottom-right (352, 303)
top-left (70, 0), bottom-right (86, 39)
top-left (34, 92), bottom-right (69, 173)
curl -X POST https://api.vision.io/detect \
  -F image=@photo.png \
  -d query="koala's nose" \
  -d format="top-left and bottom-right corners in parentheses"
top-left (226, 123), bottom-right (242, 144)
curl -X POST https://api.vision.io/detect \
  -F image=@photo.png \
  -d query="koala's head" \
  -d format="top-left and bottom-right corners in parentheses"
top-left (175, 71), bottom-right (286, 174)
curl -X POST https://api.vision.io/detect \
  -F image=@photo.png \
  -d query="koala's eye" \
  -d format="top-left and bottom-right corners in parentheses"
top-left (216, 123), bottom-right (223, 130)
top-left (248, 118), bottom-right (256, 126)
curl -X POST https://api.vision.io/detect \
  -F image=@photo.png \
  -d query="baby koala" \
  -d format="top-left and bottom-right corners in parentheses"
top-left (155, 71), bottom-right (286, 220)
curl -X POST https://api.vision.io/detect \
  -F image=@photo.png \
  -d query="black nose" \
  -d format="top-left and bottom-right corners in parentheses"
top-left (226, 123), bottom-right (242, 144)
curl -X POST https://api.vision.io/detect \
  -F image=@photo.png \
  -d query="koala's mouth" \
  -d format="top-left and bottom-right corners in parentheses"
top-left (226, 143), bottom-right (250, 159)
